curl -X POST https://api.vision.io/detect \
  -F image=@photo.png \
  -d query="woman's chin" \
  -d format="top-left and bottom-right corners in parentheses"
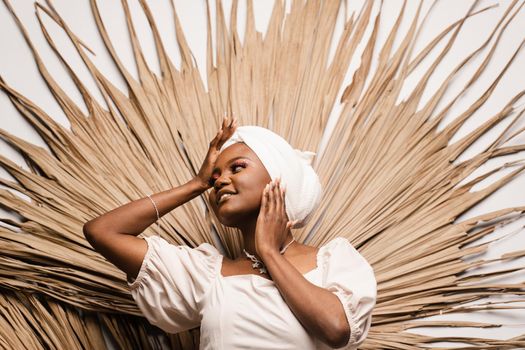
top-left (215, 206), bottom-right (256, 228)
top-left (213, 204), bottom-right (238, 226)
top-left (211, 196), bottom-right (259, 227)
top-left (216, 211), bottom-right (240, 227)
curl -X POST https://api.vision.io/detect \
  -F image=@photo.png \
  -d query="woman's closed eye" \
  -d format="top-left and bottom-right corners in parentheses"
top-left (231, 161), bottom-right (247, 173)
top-left (210, 161), bottom-right (247, 186)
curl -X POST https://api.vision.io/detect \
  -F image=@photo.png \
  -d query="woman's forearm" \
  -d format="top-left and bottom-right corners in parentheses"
top-left (84, 179), bottom-right (208, 236)
top-left (261, 250), bottom-right (350, 348)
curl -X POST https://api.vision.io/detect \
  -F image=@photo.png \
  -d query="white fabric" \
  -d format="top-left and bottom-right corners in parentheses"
top-left (128, 236), bottom-right (377, 349)
top-left (219, 126), bottom-right (322, 228)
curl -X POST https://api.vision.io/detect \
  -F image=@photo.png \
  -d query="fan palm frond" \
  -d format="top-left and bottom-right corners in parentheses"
top-left (1, 0), bottom-right (524, 348)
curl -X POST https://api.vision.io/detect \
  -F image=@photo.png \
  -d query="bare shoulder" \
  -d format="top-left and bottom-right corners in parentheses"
top-left (220, 256), bottom-right (238, 276)
top-left (287, 243), bottom-right (319, 274)
top-left (305, 244), bottom-right (320, 255)
top-left (291, 242), bottom-right (319, 257)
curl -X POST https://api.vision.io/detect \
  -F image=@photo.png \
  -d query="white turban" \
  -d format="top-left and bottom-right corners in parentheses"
top-left (219, 125), bottom-right (322, 228)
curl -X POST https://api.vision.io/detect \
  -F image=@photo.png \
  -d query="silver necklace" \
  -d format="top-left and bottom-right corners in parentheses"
top-left (242, 238), bottom-right (295, 275)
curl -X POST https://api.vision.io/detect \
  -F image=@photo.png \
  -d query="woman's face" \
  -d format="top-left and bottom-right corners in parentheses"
top-left (208, 143), bottom-right (271, 227)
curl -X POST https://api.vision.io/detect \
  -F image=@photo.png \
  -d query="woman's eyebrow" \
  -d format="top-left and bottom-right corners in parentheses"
top-left (212, 156), bottom-right (251, 174)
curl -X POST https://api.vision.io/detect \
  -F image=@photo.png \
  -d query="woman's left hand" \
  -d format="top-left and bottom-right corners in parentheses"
top-left (254, 178), bottom-right (294, 257)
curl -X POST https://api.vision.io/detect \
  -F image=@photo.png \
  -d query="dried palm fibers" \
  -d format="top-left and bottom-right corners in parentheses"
top-left (1, 0), bottom-right (525, 349)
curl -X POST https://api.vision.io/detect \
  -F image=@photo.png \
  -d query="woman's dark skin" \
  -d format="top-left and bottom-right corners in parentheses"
top-left (83, 116), bottom-right (351, 348)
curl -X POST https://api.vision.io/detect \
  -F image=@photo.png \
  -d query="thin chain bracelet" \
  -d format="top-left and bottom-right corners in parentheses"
top-left (146, 194), bottom-right (161, 227)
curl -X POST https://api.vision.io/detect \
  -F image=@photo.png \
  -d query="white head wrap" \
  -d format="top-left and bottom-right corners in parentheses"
top-left (219, 125), bottom-right (322, 228)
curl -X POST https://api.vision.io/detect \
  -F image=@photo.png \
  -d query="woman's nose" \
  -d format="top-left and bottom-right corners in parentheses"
top-left (214, 174), bottom-right (231, 190)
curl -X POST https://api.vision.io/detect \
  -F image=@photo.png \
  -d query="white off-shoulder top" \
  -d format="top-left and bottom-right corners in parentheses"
top-left (127, 236), bottom-right (376, 349)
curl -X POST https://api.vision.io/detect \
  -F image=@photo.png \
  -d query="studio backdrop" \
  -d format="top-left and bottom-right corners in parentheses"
top-left (1, 0), bottom-right (525, 349)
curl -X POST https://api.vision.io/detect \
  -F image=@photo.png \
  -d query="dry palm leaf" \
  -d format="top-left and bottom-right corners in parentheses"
top-left (1, 0), bottom-right (525, 348)
top-left (0, 291), bottom-right (106, 349)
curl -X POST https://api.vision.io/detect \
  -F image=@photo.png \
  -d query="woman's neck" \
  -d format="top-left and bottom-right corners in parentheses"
top-left (238, 219), bottom-right (294, 258)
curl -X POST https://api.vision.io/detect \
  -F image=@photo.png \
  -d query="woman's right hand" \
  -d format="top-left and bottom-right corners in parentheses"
top-left (194, 116), bottom-right (238, 190)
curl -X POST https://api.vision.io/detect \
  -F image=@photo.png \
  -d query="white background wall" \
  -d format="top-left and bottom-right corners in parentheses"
top-left (1, 0), bottom-right (524, 347)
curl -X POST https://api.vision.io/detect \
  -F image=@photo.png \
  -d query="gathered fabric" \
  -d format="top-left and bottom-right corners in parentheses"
top-left (128, 235), bottom-right (377, 350)
top-left (219, 125), bottom-right (323, 228)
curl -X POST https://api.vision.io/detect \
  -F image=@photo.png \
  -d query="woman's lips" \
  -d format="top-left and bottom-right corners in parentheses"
top-left (218, 193), bottom-right (235, 205)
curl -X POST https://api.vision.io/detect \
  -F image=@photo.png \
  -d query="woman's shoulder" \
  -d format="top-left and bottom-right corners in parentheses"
top-left (142, 235), bottom-right (223, 274)
top-left (316, 236), bottom-right (373, 270)
top-left (147, 235), bottom-right (222, 255)
top-left (302, 236), bottom-right (352, 256)
top-left (290, 241), bottom-right (319, 257)
top-left (284, 243), bottom-right (319, 275)
top-left (321, 236), bottom-right (359, 253)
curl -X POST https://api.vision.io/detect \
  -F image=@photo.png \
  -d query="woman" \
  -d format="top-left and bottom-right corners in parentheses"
top-left (83, 116), bottom-right (376, 349)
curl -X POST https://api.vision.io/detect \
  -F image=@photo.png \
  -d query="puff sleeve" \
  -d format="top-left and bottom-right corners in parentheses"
top-left (127, 235), bottom-right (221, 333)
top-left (317, 237), bottom-right (377, 349)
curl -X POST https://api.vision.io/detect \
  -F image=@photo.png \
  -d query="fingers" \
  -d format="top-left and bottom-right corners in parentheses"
top-left (276, 178), bottom-right (287, 213)
top-left (212, 129), bottom-right (223, 148)
top-left (228, 116), bottom-right (235, 128)
top-left (221, 115), bottom-right (229, 129)
top-left (216, 115), bottom-right (237, 149)
top-left (210, 116), bottom-right (236, 149)
top-left (261, 183), bottom-right (270, 212)
top-left (261, 180), bottom-right (274, 215)
top-left (280, 180), bottom-right (287, 216)
top-left (273, 178), bottom-right (281, 213)
top-left (221, 114), bottom-right (237, 132)
top-left (266, 178), bottom-right (288, 221)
